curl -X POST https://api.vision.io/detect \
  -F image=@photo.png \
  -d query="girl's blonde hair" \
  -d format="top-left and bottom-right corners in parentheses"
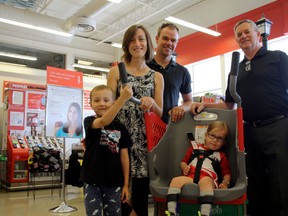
top-left (207, 121), bottom-right (230, 141)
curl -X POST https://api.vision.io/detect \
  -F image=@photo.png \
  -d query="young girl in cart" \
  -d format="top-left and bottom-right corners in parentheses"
top-left (166, 121), bottom-right (231, 216)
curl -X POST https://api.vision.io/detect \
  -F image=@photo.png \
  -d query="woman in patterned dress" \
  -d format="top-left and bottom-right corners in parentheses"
top-left (107, 24), bottom-right (164, 216)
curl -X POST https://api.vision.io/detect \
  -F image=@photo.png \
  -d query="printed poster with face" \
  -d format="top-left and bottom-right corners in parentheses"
top-left (46, 67), bottom-right (83, 138)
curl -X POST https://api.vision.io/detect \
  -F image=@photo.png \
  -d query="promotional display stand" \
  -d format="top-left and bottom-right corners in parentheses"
top-left (49, 138), bottom-right (77, 213)
top-left (6, 135), bottom-right (29, 184)
top-left (46, 67), bottom-right (83, 213)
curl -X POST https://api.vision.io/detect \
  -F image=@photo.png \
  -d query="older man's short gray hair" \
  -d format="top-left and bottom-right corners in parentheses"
top-left (233, 19), bottom-right (258, 32)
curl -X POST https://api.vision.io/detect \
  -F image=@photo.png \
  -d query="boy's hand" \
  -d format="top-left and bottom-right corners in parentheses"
top-left (121, 185), bottom-right (129, 202)
top-left (120, 85), bottom-right (133, 101)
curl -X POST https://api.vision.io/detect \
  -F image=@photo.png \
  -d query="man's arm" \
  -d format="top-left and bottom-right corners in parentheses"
top-left (181, 92), bottom-right (194, 110)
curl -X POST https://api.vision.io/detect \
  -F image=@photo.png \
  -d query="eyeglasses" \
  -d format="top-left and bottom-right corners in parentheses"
top-left (245, 60), bottom-right (251, 71)
top-left (207, 133), bottom-right (226, 143)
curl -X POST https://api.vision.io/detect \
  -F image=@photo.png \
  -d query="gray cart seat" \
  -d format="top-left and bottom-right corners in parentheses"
top-left (147, 108), bottom-right (247, 203)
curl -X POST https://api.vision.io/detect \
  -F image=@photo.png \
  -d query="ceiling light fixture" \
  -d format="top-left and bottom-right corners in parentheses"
top-left (107, 0), bottom-right (122, 3)
top-left (77, 60), bottom-right (93, 65)
top-left (165, 16), bottom-right (221, 37)
top-left (111, 42), bottom-right (122, 48)
top-left (72, 64), bottom-right (110, 72)
top-left (0, 51), bottom-right (37, 61)
top-left (0, 61), bottom-right (27, 67)
top-left (0, 17), bottom-right (73, 37)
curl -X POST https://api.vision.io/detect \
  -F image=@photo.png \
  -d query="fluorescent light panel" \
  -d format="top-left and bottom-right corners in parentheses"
top-left (0, 17), bottom-right (73, 37)
top-left (0, 51), bottom-right (37, 61)
top-left (77, 60), bottom-right (93, 65)
top-left (107, 0), bottom-right (122, 3)
top-left (0, 61), bottom-right (27, 67)
top-left (72, 64), bottom-right (110, 72)
top-left (111, 42), bottom-right (122, 48)
top-left (165, 16), bottom-right (221, 37)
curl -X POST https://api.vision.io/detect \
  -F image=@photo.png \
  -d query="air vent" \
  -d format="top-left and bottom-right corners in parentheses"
top-left (74, 23), bottom-right (95, 32)
top-left (65, 17), bottom-right (96, 33)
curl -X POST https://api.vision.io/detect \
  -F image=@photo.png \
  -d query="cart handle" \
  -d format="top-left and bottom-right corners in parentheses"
top-left (229, 51), bottom-right (241, 107)
top-left (118, 62), bottom-right (141, 105)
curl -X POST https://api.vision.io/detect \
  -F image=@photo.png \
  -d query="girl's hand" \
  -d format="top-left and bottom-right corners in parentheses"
top-left (140, 96), bottom-right (154, 111)
top-left (219, 182), bottom-right (228, 189)
top-left (183, 165), bottom-right (191, 176)
top-left (219, 180), bottom-right (230, 189)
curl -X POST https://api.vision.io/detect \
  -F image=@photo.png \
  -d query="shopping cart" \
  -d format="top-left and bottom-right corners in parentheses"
top-left (145, 52), bottom-right (247, 216)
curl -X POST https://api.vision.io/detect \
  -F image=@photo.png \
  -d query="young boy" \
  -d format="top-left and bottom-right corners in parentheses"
top-left (82, 84), bottom-right (133, 216)
top-left (166, 121), bottom-right (231, 216)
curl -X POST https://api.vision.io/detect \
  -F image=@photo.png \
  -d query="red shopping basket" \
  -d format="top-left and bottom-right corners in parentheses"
top-left (144, 112), bottom-right (167, 151)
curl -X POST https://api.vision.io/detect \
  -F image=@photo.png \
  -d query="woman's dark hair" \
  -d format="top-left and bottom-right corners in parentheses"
top-left (63, 102), bottom-right (82, 136)
top-left (121, 24), bottom-right (154, 63)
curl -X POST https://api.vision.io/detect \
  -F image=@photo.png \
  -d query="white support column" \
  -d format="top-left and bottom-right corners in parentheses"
top-left (65, 52), bottom-right (74, 71)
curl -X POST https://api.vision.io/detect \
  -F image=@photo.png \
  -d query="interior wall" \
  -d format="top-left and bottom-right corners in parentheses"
top-left (176, 0), bottom-right (288, 65)
top-left (0, 65), bottom-right (107, 108)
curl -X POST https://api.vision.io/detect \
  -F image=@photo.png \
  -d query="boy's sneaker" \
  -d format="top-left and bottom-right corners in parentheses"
top-left (165, 210), bottom-right (176, 216)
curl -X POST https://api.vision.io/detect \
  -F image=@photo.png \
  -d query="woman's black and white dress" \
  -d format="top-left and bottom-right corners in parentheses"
top-left (117, 69), bottom-right (155, 178)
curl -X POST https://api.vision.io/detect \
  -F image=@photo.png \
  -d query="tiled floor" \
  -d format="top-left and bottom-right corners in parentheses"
top-left (0, 185), bottom-right (155, 216)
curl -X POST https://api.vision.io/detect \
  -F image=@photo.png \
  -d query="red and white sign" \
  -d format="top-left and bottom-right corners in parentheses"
top-left (47, 66), bottom-right (83, 88)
